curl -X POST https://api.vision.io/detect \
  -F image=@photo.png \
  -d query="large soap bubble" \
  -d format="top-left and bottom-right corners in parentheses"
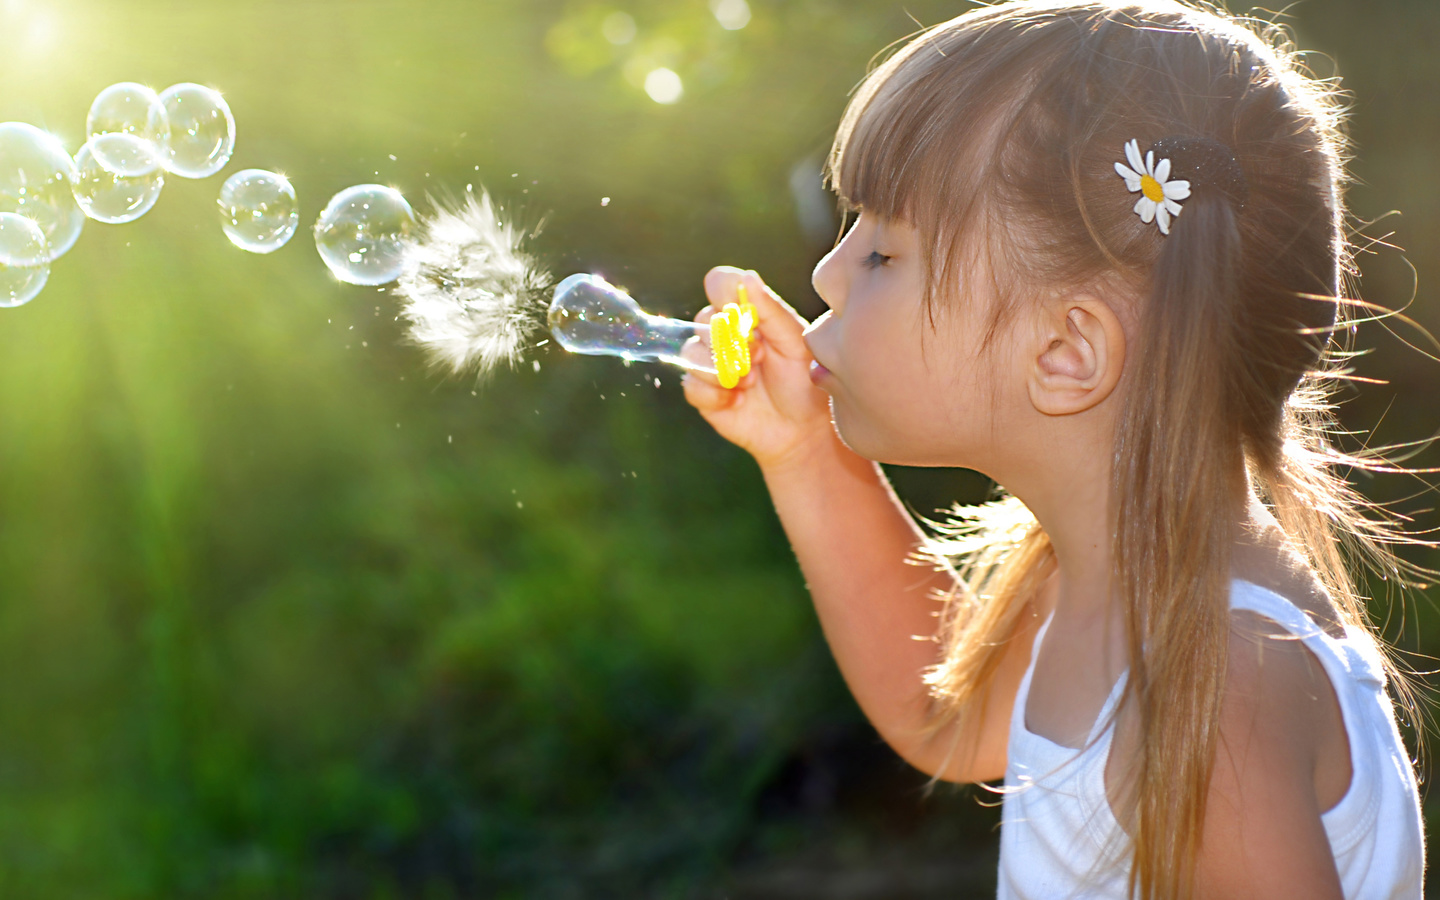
top-left (314, 184), bottom-right (415, 285)
top-left (0, 212), bottom-right (50, 307)
top-left (72, 135), bottom-right (165, 224)
top-left (159, 83), bottom-right (235, 179)
top-left (218, 169), bottom-right (298, 253)
top-left (87, 82), bottom-right (169, 175)
top-left (0, 122), bottom-right (84, 260)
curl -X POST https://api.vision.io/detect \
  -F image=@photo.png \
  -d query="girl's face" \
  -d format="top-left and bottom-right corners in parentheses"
top-left (804, 212), bottom-right (1023, 471)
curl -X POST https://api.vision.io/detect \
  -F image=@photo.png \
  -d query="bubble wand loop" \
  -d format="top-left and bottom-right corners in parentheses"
top-left (547, 274), bottom-right (754, 388)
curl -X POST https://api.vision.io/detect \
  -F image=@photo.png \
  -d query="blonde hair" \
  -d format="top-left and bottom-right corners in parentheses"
top-left (825, 2), bottom-right (1429, 897)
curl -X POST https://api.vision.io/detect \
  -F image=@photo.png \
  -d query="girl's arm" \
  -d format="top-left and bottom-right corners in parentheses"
top-left (684, 267), bottom-right (1038, 783)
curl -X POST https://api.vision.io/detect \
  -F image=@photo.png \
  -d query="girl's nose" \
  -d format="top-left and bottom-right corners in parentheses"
top-left (811, 244), bottom-right (846, 314)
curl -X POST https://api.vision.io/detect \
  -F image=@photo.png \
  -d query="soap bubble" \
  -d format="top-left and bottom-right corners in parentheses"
top-left (314, 184), bottom-right (415, 285)
top-left (217, 169), bottom-right (298, 253)
top-left (72, 135), bottom-right (165, 224)
top-left (83, 131), bottom-right (162, 179)
top-left (87, 82), bottom-right (169, 175)
top-left (0, 122), bottom-right (84, 260)
top-left (549, 274), bottom-right (713, 371)
top-left (159, 83), bottom-right (235, 179)
top-left (0, 212), bottom-right (50, 307)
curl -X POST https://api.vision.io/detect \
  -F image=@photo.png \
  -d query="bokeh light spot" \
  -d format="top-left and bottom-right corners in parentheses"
top-left (710, 0), bottom-right (751, 30)
top-left (602, 11), bottom-right (636, 45)
top-left (644, 67), bottom-right (683, 104)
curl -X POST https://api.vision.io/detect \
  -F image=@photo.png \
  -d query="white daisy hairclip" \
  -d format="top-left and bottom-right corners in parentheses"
top-left (1114, 137), bottom-right (1250, 236)
top-left (1115, 139), bottom-right (1191, 235)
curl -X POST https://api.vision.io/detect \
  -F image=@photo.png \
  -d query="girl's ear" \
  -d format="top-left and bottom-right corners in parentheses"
top-left (1026, 295), bottom-right (1126, 416)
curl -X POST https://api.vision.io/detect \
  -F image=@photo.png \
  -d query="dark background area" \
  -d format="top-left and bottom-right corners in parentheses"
top-left (0, 1), bottom-right (1434, 897)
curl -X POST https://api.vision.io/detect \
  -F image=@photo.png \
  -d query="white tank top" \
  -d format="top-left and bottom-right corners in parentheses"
top-left (997, 579), bottom-right (1424, 899)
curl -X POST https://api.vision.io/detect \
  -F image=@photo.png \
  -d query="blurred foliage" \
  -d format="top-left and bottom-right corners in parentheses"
top-left (0, 0), bottom-right (1434, 897)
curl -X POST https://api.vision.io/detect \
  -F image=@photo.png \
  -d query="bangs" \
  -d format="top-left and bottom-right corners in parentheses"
top-left (827, 23), bottom-right (994, 225)
top-left (823, 5), bottom-right (1072, 310)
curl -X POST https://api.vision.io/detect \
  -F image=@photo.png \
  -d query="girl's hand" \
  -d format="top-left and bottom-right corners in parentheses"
top-left (683, 267), bottom-right (836, 472)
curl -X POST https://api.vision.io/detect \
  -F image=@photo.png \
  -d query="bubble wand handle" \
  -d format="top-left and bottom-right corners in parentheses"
top-left (547, 273), bottom-right (754, 387)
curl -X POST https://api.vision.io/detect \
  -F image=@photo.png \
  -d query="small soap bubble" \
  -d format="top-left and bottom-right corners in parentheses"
top-left (0, 122), bottom-right (83, 260)
top-left (313, 184), bottom-right (415, 285)
top-left (158, 83), bottom-right (235, 179)
top-left (87, 83), bottom-right (169, 175)
top-left (0, 212), bottom-right (50, 307)
top-left (217, 169), bottom-right (298, 253)
top-left (84, 131), bottom-right (162, 179)
top-left (72, 135), bottom-right (165, 224)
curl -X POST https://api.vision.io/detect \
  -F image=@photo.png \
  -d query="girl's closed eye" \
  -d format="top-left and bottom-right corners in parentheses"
top-left (862, 250), bottom-right (892, 269)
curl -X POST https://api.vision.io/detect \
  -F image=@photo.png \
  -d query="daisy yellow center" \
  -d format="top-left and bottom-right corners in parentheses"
top-left (1140, 174), bottom-right (1165, 203)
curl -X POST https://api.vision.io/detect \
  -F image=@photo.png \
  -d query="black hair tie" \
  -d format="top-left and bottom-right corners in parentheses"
top-left (1148, 136), bottom-right (1250, 211)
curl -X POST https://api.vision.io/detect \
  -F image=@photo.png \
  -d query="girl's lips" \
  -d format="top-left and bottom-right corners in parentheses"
top-left (809, 359), bottom-right (832, 386)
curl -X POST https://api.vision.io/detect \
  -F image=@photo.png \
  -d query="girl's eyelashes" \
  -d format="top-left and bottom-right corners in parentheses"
top-left (862, 250), bottom-right (892, 269)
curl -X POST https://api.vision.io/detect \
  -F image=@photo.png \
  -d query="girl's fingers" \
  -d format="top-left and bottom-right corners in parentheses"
top-left (682, 372), bottom-right (732, 412)
top-left (704, 266), bottom-right (812, 359)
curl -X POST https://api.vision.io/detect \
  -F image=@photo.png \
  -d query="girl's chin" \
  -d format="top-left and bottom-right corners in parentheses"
top-left (828, 404), bottom-right (885, 462)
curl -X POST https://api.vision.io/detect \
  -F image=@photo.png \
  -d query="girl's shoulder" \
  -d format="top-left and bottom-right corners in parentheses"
top-left (1231, 525), bottom-right (1346, 639)
top-left (1218, 576), bottom-right (1362, 830)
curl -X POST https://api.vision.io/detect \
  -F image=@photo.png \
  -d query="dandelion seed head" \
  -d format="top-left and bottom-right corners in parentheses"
top-left (393, 190), bottom-right (551, 378)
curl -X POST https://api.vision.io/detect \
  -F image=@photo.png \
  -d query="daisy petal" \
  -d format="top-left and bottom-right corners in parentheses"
top-left (1135, 196), bottom-right (1156, 223)
top-left (1156, 205), bottom-right (1171, 235)
top-left (1164, 179), bottom-right (1191, 201)
top-left (1164, 198), bottom-right (1184, 217)
top-left (1155, 157), bottom-right (1171, 183)
top-left (1115, 162), bottom-right (1142, 191)
top-left (1145, 150), bottom-right (1156, 177)
top-left (1125, 140), bottom-right (1145, 175)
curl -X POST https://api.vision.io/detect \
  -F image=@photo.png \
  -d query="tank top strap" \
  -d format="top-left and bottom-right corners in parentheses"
top-left (1228, 579), bottom-right (1386, 688)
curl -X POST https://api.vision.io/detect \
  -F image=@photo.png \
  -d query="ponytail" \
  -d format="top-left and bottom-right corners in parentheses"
top-left (1115, 191), bottom-right (1246, 899)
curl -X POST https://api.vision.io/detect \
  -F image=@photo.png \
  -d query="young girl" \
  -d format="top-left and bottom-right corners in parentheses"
top-left (683, 1), bottom-right (1426, 897)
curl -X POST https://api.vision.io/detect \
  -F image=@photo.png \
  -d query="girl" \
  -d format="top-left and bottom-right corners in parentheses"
top-left (683, 1), bottom-right (1426, 898)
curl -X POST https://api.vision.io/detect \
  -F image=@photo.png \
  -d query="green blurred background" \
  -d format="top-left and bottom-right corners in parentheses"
top-left (0, 0), bottom-right (1435, 897)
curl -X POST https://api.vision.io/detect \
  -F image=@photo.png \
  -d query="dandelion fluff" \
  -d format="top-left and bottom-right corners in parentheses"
top-left (394, 190), bottom-right (551, 377)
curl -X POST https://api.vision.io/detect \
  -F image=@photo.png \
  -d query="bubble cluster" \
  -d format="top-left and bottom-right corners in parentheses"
top-left (0, 212), bottom-right (50, 307)
top-left (159, 83), bottom-right (235, 179)
top-left (72, 135), bottom-right (165, 224)
top-left (0, 78), bottom-right (433, 310)
top-left (0, 122), bottom-right (84, 261)
top-left (87, 82), bottom-right (169, 175)
top-left (0, 80), bottom-right (250, 308)
top-left (218, 169), bottom-right (298, 253)
top-left (314, 185), bottom-right (415, 285)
